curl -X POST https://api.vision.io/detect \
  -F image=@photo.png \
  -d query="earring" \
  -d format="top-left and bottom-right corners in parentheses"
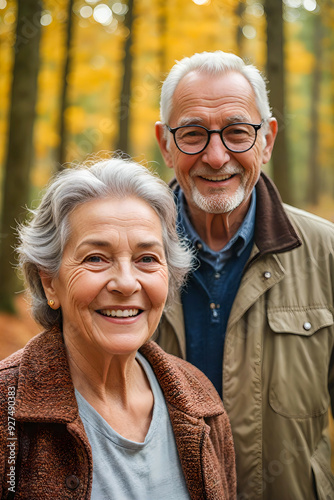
top-left (48, 299), bottom-right (55, 308)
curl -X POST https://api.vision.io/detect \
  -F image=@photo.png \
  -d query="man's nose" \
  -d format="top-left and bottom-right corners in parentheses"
top-left (202, 132), bottom-right (231, 168)
top-left (106, 262), bottom-right (141, 296)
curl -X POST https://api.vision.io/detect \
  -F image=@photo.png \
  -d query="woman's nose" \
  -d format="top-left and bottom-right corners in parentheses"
top-left (106, 262), bottom-right (141, 296)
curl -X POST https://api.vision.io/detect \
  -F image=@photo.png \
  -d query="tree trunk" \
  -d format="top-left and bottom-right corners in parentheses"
top-left (157, 0), bottom-right (167, 77)
top-left (115, 0), bottom-right (135, 154)
top-left (308, 14), bottom-right (322, 205)
top-left (264, 0), bottom-right (293, 204)
top-left (56, 0), bottom-right (74, 171)
top-left (235, 1), bottom-right (246, 56)
top-left (0, 0), bottom-right (42, 312)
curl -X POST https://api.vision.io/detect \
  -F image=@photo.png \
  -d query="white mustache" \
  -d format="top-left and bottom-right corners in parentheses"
top-left (192, 165), bottom-right (244, 178)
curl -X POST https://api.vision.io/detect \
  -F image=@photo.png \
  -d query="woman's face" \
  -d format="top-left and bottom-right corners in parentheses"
top-left (42, 196), bottom-right (169, 358)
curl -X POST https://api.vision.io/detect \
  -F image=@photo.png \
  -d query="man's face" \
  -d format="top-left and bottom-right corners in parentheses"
top-left (156, 71), bottom-right (277, 218)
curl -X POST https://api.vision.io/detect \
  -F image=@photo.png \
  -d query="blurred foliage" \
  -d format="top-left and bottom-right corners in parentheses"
top-left (0, 0), bottom-right (333, 211)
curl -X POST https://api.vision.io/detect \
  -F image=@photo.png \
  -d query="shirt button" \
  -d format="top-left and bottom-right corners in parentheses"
top-left (66, 475), bottom-right (80, 490)
top-left (214, 273), bottom-right (221, 279)
top-left (196, 242), bottom-right (203, 250)
top-left (263, 271), bottom-right (271, 279)
top-left (303, 322), bottom-right (312, 331)
top-left (210, 303), bottom-right (216, 309)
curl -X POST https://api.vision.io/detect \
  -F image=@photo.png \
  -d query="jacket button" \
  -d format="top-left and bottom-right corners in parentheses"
top-left (303, 322), bottom-right (312, 331)
top-left (66, 475), bottom-right (80, 490)
top-left (263, 271), bottom-right (271, 279)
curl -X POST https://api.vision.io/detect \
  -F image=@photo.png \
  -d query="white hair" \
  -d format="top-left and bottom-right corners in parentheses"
top-left (160, 51), bottom-right (272, 133)
top-left (17, 156), bottom-right (193, 329)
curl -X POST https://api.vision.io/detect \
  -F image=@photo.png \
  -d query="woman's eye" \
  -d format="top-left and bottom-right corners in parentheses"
top-left (86, 255), bottom-right (103, 263)
top-left (140, 256), bottom-right (156, 263)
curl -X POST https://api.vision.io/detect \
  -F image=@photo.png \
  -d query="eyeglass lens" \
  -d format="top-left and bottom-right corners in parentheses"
top-left (175, 123), bottom-right (257, 153)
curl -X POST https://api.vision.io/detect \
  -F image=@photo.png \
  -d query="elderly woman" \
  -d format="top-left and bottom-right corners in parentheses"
top-left (0, 157), bottom-right (236, 499)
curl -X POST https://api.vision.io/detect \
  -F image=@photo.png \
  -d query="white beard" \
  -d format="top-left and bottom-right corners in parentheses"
top-left (192, 184), bottom-right (246, 214)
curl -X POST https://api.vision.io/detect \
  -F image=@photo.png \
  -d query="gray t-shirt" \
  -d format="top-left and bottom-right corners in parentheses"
top-left (75, 352), bottom-right (191, 500)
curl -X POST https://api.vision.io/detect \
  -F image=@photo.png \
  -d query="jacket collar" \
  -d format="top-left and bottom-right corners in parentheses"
top-left (170, 171), bottom-right (302, 259)
top-left (15, 328), bottom-right (78, 423)
top-left (140, 341), bottom-right (224, 418)
top-left (14, 329), bottom-right (222, 422)
top-left (253, 172), bottom-right (301, 256)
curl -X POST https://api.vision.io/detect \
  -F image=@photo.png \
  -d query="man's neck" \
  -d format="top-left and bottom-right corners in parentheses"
top-left (187, 199), bottom-right (251, 252)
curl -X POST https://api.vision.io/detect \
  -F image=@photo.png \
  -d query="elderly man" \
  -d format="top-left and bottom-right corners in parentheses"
top-left (155, 51), bottom-right (334, 500)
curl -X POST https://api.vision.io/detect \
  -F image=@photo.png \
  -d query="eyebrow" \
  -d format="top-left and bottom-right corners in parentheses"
top-left (136, 241), bottom-right (164, 250)
top-left (77, 239), bottom-right (164, 251)
top-left (78, 240), bottom-right (110, 250)
top-left (177, 115), bottom-right (253, 128)
top-left (225, 115), bottom-right (252, 123)
top-left (178, 117), bottom-right (203, 126)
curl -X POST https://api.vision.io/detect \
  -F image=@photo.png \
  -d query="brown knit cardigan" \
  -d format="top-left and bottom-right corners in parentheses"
top-left (0, 328), bottom-right (236, 499)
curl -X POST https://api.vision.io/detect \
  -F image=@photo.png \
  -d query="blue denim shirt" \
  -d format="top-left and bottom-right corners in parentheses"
top-left (176, 187), bottom-right (256, 396)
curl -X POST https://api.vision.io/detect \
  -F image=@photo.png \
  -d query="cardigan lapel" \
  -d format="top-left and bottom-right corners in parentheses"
top-left (168, 407), bottom-right (207, 499)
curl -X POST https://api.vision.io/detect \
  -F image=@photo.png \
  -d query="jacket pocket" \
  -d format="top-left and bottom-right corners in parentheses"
top-left (268, 307), bottom-right (333, 418)
top-left (310, 435), bottom-right (334, 500)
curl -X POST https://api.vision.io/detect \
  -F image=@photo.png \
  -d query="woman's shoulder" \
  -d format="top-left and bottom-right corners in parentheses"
top-left (0, 331), bottom-right (44, 371)
top-left (0, 329), bottom-right (61, 385)
top-left (0, 350), bottom-right (23, 419)
top-left (0, 348), bottom-right (23, 372)
top-left (0, 347), bottom-right (25, 393)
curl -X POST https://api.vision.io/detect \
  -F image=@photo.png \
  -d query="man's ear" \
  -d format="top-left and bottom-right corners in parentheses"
top-left (39, 270), bottom-right (60, 309)
top-left (262, 118), bottom-right (278, 165)
top-left (155, 121), bottom-right (174, 169)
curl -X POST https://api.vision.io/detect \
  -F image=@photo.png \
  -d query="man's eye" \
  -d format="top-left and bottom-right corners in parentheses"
top-left (227, 126), bottom-right (250, 136)
top-left (180, 128), bottom-right (206, 139)
top-left (185, 130), bottom-right (201, 137)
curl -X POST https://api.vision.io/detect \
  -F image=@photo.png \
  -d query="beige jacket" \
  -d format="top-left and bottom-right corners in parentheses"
top-left (156, 173), bottom-right (334, 500)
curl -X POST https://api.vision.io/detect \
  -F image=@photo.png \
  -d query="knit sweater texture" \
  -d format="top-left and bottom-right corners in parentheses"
top-left (0, 328), bottom-right (236, 499)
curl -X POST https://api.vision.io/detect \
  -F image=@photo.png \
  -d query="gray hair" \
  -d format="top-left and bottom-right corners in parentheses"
top-left (17, 156), bottom-right (193, 329)
top-left (160, 51), bottom-right (272, 133)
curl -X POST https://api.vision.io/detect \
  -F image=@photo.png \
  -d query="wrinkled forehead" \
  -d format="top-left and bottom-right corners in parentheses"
top-left (170, 70), bottom-right (260, 125)
top-left (64, 197), bottom-right (164, 250)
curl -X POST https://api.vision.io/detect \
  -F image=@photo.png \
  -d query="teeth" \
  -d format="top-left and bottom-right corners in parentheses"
top-left (100, 309), bottom-right (139, 318)
top-left (202, 174), bottom-right (233, 181)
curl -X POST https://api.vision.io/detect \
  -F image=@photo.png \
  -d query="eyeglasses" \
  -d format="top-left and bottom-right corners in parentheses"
top-left (166, 121), bottom-right (264, 155)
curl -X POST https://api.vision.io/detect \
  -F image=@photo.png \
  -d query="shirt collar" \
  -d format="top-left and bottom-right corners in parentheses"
top-left (176, 187), bottom-right (256, 263)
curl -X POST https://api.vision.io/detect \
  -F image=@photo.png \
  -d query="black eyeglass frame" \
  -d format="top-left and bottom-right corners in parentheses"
top-left (166, 121), bottom-right (264, 155)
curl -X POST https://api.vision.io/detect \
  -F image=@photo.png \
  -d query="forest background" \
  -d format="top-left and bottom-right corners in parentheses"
top-left (0, 0), bottom-right (334, 467)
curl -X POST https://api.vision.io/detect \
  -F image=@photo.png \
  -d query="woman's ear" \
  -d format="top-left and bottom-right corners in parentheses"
top-left (39, 270), bottom-right (60, 309)
top-left (262, 118), bottom-right (278, 165)
top-left (155, 121), bottom-right (174, 169)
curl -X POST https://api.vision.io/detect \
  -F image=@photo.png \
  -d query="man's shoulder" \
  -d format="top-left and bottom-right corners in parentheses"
top-left (284, 203), bottom-right (334, 228)
top-left (284, 204), bottom-right (334, 241)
